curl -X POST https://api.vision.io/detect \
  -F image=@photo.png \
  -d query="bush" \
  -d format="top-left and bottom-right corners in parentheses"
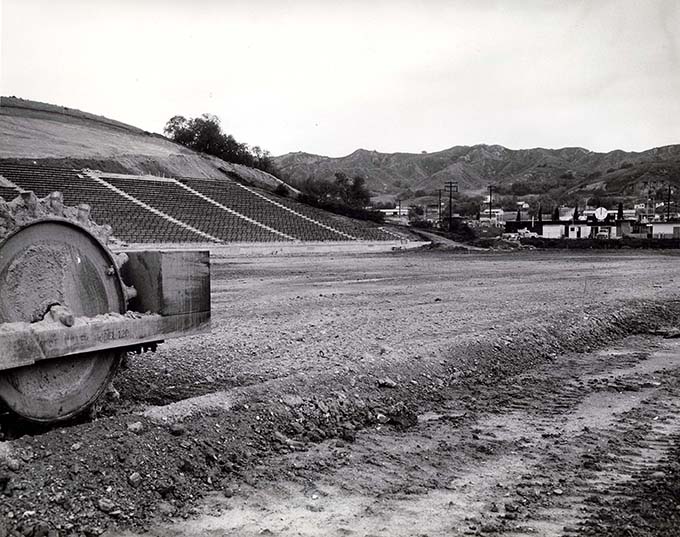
top-left (164, 114), bottom-right (279, 176)
top-left (293, 172), bottom-right (383, 222)
top-left (297, 194), bottom-right (385, 223)
top-left (410, 219), bottom-right (433, 229)
top-left (274, 183), bottom-right (290, 197)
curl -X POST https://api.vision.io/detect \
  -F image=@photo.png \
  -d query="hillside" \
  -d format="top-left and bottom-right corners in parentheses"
top-left (0, 97), bottom-right (289, 192)
top-left (273, 144), bottom-right (680, 204)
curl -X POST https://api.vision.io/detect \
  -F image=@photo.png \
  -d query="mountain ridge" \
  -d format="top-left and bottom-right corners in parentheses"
top-left (273, 143), bottom-right (680, 202)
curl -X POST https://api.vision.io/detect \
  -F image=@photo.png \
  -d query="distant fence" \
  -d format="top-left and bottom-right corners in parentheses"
top-left (520, 237), bottom-right (680, 249)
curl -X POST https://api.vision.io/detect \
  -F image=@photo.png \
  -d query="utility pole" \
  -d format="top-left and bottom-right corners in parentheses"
top-left (444, 181), bottom-right (458, 231)
top-left (667, 184), bottom-right (672, 221)
top-left (488, 185), bottom-right (494, 222)
top-left (438, 189), bottom-right (442, 226)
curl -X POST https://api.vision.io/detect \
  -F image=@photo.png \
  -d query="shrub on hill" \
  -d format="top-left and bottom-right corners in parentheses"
top-left (164, 114), bottom-right (278, 176)
top-left (274, 183), bottom-right (290, 197)
top-left (297, 172), bottom-right (384, 223)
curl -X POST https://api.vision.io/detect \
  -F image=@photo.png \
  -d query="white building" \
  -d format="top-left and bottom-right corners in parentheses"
top-left (378, 207), bottom-right (409, 217)
top-left (650, 221), bottom-right (680, 238)
top-left (542, 224), bottom-right (565, 239)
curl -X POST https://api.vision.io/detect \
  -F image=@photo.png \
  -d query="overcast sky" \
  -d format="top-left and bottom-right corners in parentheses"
top-left (1, 0), bottom-right (679, 157)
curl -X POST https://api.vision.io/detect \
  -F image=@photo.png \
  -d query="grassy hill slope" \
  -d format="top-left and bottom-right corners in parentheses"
top-left (0, 97), bottom-right (286, 191)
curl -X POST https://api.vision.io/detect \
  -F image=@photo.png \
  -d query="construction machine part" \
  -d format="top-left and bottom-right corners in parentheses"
top-left (0, 190), bottom-right (211, 423)
top-left (0, 192), bottom-right (127, 422)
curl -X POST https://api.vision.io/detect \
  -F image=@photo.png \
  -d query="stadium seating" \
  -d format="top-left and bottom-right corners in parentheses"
top-left (103, 175), bottom-right (285, 243)
top-left (180, 178), bottom-right (353, 241)
top-left (254, 187), bottom-right (396, 241)
top-left (0, 162), bottom-right (400, 244)
top-left (0, 162), bottom-right (208, 243)
top-left (0, 186), bottom-right (20, 201)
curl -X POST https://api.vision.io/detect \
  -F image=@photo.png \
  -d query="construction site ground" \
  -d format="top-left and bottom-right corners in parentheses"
top-left (2, 248), bottom-right (680, 537)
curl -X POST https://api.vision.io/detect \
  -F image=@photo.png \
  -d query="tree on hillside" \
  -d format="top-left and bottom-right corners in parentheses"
top-left (295, 172), bottom-right (378, 221)
top-left (164, 114), bottom-right (278, 176)
top-left (316, 172), bottom-right (371, 209)
top-left (552, 206), bottom-right (559, 221)
top-left (346, 175), bottom-right (371, 209)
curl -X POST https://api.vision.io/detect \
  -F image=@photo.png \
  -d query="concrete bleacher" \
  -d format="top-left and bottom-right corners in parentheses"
top-left (102, 175), bottom-right (286, 243)
top-left (180, 177), bottom-right (354, 242)
top-left (0, 162), bottom-right (208, 243)
top-left (0, 171), bottom-right (21, 201)
top-left (0, 162), bottom-right (407, 246)
top-left (0, 186), bottom-right (20, 201)
top-left (254, 187), bottom-right (396, 241)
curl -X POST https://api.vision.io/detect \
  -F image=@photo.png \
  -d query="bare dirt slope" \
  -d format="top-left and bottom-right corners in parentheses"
top-left (2, 250), bottom-right (680, 537)
top-left (0, 97), bottom-right (283, 189)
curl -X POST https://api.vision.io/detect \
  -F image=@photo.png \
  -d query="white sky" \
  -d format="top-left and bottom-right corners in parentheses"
top-left (1, 0), bottom-right (679, 157)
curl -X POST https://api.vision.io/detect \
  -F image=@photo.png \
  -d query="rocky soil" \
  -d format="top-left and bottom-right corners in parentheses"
top-left (1, 249), bottom-right (680, 537)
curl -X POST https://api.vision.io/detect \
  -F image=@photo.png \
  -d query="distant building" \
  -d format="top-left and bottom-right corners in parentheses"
top-left (542, 223), bottom-right (565, 239)
top-left (566, 222), bottom-right (619, 239)
top-left (480, 207), bottom-right (505, 223)
top-left (650, 221), bottom-right (680, 238)
top-left (378, 207), bottom-right (409, 217)
top-left (378, 207), bottom-right (409, 225)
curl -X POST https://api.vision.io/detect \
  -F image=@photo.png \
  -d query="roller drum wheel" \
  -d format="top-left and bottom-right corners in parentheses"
top-left (0, 220), bottom-right (126, 422)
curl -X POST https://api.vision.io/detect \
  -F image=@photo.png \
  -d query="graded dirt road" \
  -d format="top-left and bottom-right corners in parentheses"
top-left (2, 249), bottom-right (680, 537)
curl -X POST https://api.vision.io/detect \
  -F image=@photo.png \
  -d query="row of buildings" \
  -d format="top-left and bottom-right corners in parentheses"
top-left (500, 204), bottom-right (680, 240)
top-left (379, 204), bottom-right (680, 240)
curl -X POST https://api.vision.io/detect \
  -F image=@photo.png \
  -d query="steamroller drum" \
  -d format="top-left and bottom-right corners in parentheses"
top-left (0, 220), bottom-right (126, 422)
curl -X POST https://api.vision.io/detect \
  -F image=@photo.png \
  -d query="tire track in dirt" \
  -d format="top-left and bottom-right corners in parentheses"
top-left (480, 341), bottom-right (680, 536)
top-left (129, 336), bottom-right (680, 537)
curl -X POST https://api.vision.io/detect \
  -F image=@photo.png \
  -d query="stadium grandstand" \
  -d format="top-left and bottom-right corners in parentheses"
top-left (0, 161), bottom-right (408, 246)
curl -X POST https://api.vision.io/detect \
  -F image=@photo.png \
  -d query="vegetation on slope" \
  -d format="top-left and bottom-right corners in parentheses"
top-left (164, 114), bottom-right (278, 177)
top-left (295, 172), bottom-right (383, 223)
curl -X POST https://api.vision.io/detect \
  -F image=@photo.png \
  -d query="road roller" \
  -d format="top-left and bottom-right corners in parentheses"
top-left (0, 190), bottom-right (210, 423)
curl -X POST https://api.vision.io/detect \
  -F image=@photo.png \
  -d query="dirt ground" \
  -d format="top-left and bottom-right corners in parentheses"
top-left (2, 249), bottom-right (680, 537)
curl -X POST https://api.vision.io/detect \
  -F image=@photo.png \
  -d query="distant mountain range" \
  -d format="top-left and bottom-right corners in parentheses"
top-left (273, 144), bottom-right (680, 202)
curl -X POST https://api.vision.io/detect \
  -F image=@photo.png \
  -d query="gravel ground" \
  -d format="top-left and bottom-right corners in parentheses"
top-left (1, 249), bottom-right (680, 536)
